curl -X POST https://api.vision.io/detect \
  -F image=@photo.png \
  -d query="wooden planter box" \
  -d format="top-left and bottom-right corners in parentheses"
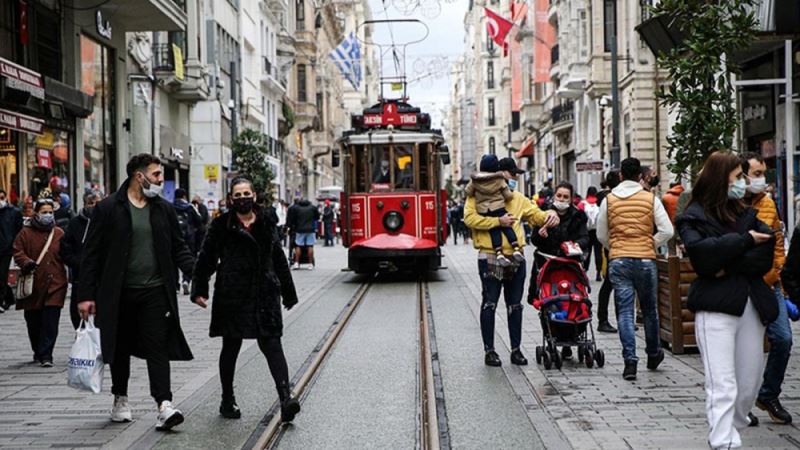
top-left (657, 256), bottom-right (697, 354)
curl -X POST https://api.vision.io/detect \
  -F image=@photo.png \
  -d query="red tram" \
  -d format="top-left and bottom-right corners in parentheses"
top-left (334, 99), bottom-right (450, 274)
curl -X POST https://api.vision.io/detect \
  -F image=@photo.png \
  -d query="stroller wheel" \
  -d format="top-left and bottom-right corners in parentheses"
top-left (577, 346), bottom-right (585, 363)
top-left (585, 350), bottom-right (594, 368)
top-left (595, 349), bottom-right (605, 368)
top-left (543, 351), bottom-right (552, 370)
top-left (553, 350), bottom-right (563, 370)
top-left (535, 346), bottom-right (543, 364)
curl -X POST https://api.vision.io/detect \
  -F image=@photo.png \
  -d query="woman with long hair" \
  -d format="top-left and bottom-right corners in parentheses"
top-left (192, 178), bottom-right (300, 422)
top-left (676, 151), bottom-right (776, 449)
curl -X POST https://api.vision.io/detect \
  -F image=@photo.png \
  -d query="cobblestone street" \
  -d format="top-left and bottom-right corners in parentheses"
top-left (0, 243), bottom-right (799, 449)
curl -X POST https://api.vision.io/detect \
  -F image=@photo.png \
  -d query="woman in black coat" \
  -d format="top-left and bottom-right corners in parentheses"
top-left (192, 177), bottom-right (300, 422)
top-left (675, 151), bottom-right (776, 449)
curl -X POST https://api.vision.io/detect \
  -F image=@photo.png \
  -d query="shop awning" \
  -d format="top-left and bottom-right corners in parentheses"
top-left (0, 108), bottom-right (44, 135)
top-left (44, 77), bottom-right (94, 118)
top-left (0, 57), bottom-right (44, 100)
top-left (515, 138), bottom-right (534, 158)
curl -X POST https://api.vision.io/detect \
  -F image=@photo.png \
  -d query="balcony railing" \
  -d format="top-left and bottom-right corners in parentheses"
top-left (551, 44), bottom-right (559, 65)
top-left (551, 101), bottom-right (574, 125)
top-left (153, 43), bottom-right (175, 72)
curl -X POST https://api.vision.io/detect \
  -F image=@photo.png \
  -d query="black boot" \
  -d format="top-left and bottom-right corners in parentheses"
top-left (485, 350), bottom-right (502, 367)
top-left (278, 383), bottom-right (301, 423)
top-left (510, 349), bottom-right (528, 366)
top-left (220, 396), bottom-right (241, 419)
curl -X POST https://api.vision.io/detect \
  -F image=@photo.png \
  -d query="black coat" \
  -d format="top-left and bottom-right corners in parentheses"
top-left (191, 209), bottom-right (298, 338)
top-left (781, 224), bottom-right (800, 304)
top-left (78, 180), bottom-right (195, 362)
top-left (531, 206), bottom-right (589, 257)
top-left (60, 210), bottom-right (91, 283)
top-left (0, 205), bottom-right (23, 256)
top-left (676, 202), bottom-right (777, 324)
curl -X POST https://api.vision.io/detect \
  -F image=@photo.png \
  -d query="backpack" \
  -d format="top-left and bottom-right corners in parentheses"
top-left (584, 201), bottom-right (600, 230)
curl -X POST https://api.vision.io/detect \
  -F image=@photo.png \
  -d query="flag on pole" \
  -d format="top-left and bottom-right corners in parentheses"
top-left (484, 7), bottom-right (514, 48)
top-left (329, 32), bottom-right (362, 90)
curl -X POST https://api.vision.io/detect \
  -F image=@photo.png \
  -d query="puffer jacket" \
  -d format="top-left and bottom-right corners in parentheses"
top-left (465, 172), bottom-right (514, 214)
top-left (661, 184), bottom-right (684, 223)
top-left (676, 202), bottom-right (777, 324)
top-left (748, 193), bottom-right (784, 287)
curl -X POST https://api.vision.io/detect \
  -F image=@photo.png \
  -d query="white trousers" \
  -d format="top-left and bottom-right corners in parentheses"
top-left (695, 300), bottom-right (766, 449)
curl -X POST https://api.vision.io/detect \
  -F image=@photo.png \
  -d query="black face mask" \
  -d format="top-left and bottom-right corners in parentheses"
top-left (649, 176), bottom-right (660, 187)
top-left (232, 197), bottom-right (254, 214)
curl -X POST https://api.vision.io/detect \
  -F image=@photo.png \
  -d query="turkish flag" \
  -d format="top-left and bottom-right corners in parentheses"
top-left (485, 7), bottom-right (514, 48)
top-left (19, 0), bottom-right (28, 45)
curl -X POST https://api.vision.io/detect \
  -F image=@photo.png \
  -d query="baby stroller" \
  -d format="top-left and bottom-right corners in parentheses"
top-left (531, 254), bottom-right (605, 370)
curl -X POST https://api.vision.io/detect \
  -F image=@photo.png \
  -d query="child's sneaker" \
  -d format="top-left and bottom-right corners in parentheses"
top-left (512, 248), bottom-right (525, 263)
top-left (497, 253), bottom-right (512, 267)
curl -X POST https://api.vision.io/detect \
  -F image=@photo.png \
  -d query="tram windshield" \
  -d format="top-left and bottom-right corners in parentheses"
top-left (346, 142), bottom-right (433, 193)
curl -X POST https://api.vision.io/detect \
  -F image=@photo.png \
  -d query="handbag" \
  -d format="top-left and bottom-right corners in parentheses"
top-left (16, 229), bottom-right (55, 301)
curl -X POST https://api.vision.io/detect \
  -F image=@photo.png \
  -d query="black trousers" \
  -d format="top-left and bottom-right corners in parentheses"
top-left (0, 254), bottom-right (12, 308)
top-left (219, 336), bottom-right (290, 400)
top-left (24, 306), bottom-right (61, 362)
top-left (68, 283), bottom-right (81, 330)
top-left (111, 286), bottom-right (173, 405)
top-left (583, 230), bottom-right (603, 274)
top-left (597, 249), bottom-right (612, 323)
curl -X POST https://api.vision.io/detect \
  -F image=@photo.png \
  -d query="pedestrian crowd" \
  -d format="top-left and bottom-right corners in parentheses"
top-left (461, 150), bottom-right (798, 449)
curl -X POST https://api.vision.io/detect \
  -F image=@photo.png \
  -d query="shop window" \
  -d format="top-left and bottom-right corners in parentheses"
top-left (0, 128), bottom-right (18, 205)
top-left (80, 35), bottom-right (115, 195)
top-left (26, 128), bottom-right (70, 202)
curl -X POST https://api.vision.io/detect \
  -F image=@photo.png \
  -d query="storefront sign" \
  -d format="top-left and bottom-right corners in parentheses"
top-left (204, 165), bottom-right (219, 182)
top-left (170, 147), bottom-right (185, 160)
top-left (36, 148), bottom-right (52, 169)
top-left (0, 57), bottom-right (44, 99)
top-left (741, 88), bottom-right (774, 138)
top-left (0, 108), bottom-right (44, 135)
top-left (96, 10), bottom-right (112, 40)
top-left (575, 160), bottom-right (606, 172)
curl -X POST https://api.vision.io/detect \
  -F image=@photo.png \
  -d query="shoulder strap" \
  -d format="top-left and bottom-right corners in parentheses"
top-left (36, 229), bottom-right (55, 265)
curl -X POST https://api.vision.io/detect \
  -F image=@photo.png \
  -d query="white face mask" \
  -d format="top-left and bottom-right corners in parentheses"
top-left (553, 200), bottom-right (570, 211)
top-left (0, 200), bottom-right (7, 208)
top-left (747, 176), bottom-right (767, 194)
top-left (139, 173), bottom-right (163, 198)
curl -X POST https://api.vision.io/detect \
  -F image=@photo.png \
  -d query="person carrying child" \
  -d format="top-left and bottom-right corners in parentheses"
top-left (465, 155), bottom-right (524, 267)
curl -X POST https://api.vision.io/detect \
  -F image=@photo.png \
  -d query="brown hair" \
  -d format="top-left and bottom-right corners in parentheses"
top-left (690, 151), bottom-right (745, 224)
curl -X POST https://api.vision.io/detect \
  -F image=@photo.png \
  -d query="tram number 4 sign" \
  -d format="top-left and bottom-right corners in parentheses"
top-left (575, 161), bottom-right (607, 172)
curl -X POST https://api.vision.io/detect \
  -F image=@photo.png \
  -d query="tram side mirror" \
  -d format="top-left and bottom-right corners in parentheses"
top-left (438, 145), bottom-right (451, 165)
top-left (332, 148), bottom-right (341, 168)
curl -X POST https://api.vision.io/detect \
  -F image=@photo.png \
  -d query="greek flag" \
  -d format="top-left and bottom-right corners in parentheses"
top-left (329, 32), bottom-right (362, 90)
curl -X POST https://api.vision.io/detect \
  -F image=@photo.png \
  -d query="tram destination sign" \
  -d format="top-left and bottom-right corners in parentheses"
top-left (363, 102), bottom-right (418, 127)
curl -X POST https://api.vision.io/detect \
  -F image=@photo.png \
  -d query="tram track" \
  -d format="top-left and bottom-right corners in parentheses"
top-left (245, 276), bottom-right (449, 450)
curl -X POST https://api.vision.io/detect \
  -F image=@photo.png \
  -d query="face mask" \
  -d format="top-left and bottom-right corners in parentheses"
top-left (220, 207), bottom-right (228, 214)
top-left (37, 212), bottom-right (55, 225)
top-left (649, 176), bottom-right (660, 187)
top-left (139, 173), bottom-right (163, 198)
top-left (508, 179), bottom-right (518, 191)
top-left (553, 200), bottom-right (570, 211)
top-left (0, 200), bottom-right (7, 208)
top-left (728, 178), bottom-right (747, 200)
top-left (84, 206), bottom-right (95, 216)
top-left (232, 197), bottom-right (255, 214)
top-left (747, 177), bottom-right (767, 194)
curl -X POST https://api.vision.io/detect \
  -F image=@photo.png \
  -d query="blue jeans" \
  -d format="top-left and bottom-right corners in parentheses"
top-left (478, 259), bottom-right (527, 352)
top-left (758, 288), bottom-right (793, 400)
top-left (608, 258), bottom-right (661, 362)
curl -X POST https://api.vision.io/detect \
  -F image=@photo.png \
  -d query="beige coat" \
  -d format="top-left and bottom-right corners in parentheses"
top-left (465, 172), bottom-right (514, 214)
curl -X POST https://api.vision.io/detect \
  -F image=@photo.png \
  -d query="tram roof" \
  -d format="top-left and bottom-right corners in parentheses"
top-left (338, 130), bottom-right (445, 146)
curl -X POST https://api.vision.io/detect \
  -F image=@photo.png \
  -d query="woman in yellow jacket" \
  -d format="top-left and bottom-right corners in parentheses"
top-left (741, 152), bottom-right (792, 425)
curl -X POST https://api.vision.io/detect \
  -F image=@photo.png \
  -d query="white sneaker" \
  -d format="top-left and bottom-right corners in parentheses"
top-left (291, 262), bottom-right (300, 270)
top-left (155, 401), bottom-right (184, 431)
top-left (497, 254), bottom-right (512, 267)
top-left (110, 395), bottom-right (133, 423)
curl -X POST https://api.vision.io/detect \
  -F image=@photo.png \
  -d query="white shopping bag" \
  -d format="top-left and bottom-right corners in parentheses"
top-left (67, 316), bottom-right (104, 393)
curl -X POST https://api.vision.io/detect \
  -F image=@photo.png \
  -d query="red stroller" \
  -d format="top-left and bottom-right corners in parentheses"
top-left (531, 255), bottom-right (605, 370)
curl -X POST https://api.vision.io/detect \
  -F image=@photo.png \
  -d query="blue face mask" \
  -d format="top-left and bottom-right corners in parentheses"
top-left (508, 179), bottom-right (518, 191)
top-left (728, 178), bottom-right (746, 200)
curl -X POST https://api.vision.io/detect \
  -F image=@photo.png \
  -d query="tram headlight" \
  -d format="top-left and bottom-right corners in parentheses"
top-left (383, 211), bottom-right (404, 232)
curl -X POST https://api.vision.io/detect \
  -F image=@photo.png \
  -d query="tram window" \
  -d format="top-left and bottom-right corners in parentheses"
top-left (371, 146), bottom-right (392, 190)
top-left (353, 145), bottom-right (367, 192)
top-left (395, 145), bottom-right (414, 190)
top-left (418, 144), bottom-right (430, 191)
